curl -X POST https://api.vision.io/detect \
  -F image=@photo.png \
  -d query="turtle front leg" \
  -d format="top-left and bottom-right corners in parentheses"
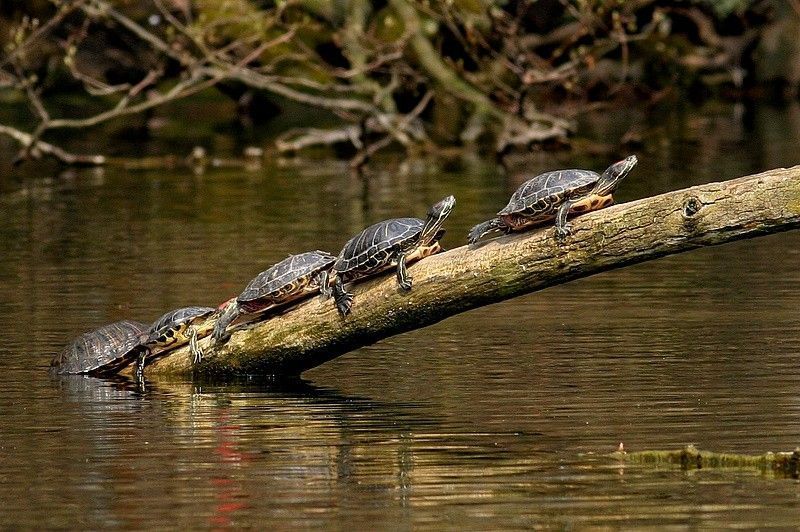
top-left (189, 326), bottom-right (204, 364)
top-left (211, 302), bottom-right (239, 346)
top-left (468, 218), bottom-right (511, 245)
top-left (555, 200), bottom-right (576, 240)
top-left (317, 270), bottom-right (332, 300)
top-left (135, 348), bottom-right (150, 381)
top-left (332, 276), bottom-right (353, 316)
top-left (396, 252), bottom-right (412, 291)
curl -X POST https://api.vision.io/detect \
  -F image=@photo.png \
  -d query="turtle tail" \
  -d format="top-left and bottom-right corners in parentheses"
top-left (468, 218), bottom-right (508, 244)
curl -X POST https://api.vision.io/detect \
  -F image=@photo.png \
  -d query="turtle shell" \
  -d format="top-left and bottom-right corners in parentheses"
top-left (147, 306), bottom-right (216, 345)
top-left (238, 250), bottom-right (336, 306)
top-left (51, 320), bottom-right (148, 375)
top-left (498, 169), bottom-right (599, 216)
top-left (334, 218), bottom-right (423, 277)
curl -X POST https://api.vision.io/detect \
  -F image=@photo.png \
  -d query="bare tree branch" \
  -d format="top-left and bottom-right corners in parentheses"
top-left (0, 0), bottom-right (775, 165)
top-left (0, 0), bottom-right (85, 69)
top-left (0, 124), bottom-right (106, 165)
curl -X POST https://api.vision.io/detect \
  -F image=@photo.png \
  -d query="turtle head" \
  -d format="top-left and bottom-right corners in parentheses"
top-left (421, 195), bottom-right (456, 244)
top-left (429, 195), bottom-right (456, 219)
top-left (596, 155), bottom-right (638, 196)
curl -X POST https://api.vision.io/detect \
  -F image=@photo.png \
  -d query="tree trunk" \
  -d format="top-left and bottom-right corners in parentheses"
top-left (132, 165), bottom-right (800, 378)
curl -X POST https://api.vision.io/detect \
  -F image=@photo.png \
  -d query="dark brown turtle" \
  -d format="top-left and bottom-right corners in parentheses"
top-left (326, 195), bottom-right (455, 316)
top-left (51, 320), bottom-right (148, 375)
top-left (136, 306), bottom-right (217, 377)
top-left (468, 155), bottom-right (638, 244)
top-left (207, 250), bottom-right (336, 350)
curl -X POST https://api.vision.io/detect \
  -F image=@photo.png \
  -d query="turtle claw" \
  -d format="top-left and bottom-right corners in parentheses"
top-left (336, 292), bottom-right (354, 316)
top-left (191, 345), bottom-right (203, 365)
top-left (135, 349), bottom-right (148, 382)
top-left (317, 271), bottom-right (332, 300)
top-left (396, 253), bottom-right (412, 291)
top-left (332, 277), bottom-right (353, 316)
top-left (212, 332), bottom-right (231, 347)
top-left (189, 328), bottom-right (204, 365)
top-left (555, 224), bottom-right (572, 241)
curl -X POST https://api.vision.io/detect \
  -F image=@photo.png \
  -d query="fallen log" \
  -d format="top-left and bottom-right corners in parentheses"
top-left (132, 165), bottom-right (800, 378)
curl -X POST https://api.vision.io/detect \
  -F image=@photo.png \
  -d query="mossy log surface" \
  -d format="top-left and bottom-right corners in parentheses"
top-left (133, 165), bottom-right (800, 378)
top-left (612, 445), bottom-right (800, 477)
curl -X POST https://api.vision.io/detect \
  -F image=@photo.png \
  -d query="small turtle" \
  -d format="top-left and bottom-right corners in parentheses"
top-left (51, 320), bottom-right (148, 375)
top-left (209, 250), bottom-right (337, 348)
top-left (136, 305), bottom-right (216, 377)
top-left (327, 195), bottom-right (455, 316)
top-left (468, 155), bottom-right (638, 244)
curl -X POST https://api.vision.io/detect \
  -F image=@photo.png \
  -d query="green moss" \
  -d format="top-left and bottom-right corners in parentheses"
top-left (612, 445), bottom-right (800, 478)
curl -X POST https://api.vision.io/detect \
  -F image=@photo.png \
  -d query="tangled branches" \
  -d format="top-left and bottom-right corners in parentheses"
top-left (0, 0), bottom-right (777, 167)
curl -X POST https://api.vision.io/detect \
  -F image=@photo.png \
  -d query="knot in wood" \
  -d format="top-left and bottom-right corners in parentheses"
top-left (682, 197), bottom-right (703, 219)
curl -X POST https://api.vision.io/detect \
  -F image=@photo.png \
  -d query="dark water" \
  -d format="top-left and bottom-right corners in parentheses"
top-left (2, 102), bottom-right (800, 528)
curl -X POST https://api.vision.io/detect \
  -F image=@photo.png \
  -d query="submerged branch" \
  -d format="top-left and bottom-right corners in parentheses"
top-left (133, 165), bottom-right (800, 378)
top-left (0, 124), bottom-right (106, 165)
top-left (612, 444), bottom-right (800, 478)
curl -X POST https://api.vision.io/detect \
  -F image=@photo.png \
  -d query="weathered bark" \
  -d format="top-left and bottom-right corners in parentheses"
top-left (134, 165), bottom-right (800, 378)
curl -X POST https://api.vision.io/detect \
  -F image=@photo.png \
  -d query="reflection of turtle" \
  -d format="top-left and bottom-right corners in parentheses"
top-left (327, 195), bottom-right (455, 316)
top-left (137, 306), bottom-right (217, 376)
top-left (468, 155), bottom-right (638, 243)
top-left (51, 320), bottom-right (148, 375)
top-left (210, 250), bottom-right (337, 347)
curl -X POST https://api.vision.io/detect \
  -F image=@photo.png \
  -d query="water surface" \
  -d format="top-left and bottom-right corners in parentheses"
top-left (1, 102), bottom-right (800, 527)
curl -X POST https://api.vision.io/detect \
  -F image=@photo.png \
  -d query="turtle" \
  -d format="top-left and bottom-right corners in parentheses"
top-left (326, 195), bottom-right (456, 316)
top-left (50, 320), bottom-right (148, 375)
top-left (208, 250), bottom-right (337, 349)
top-left (136, 305), bottom-right (217, 377)
top-left (468, 155), bottom-right (638, 244)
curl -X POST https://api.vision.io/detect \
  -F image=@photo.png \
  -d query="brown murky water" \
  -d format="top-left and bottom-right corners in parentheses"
top-left (1, 102), bottom-right (800, 527)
